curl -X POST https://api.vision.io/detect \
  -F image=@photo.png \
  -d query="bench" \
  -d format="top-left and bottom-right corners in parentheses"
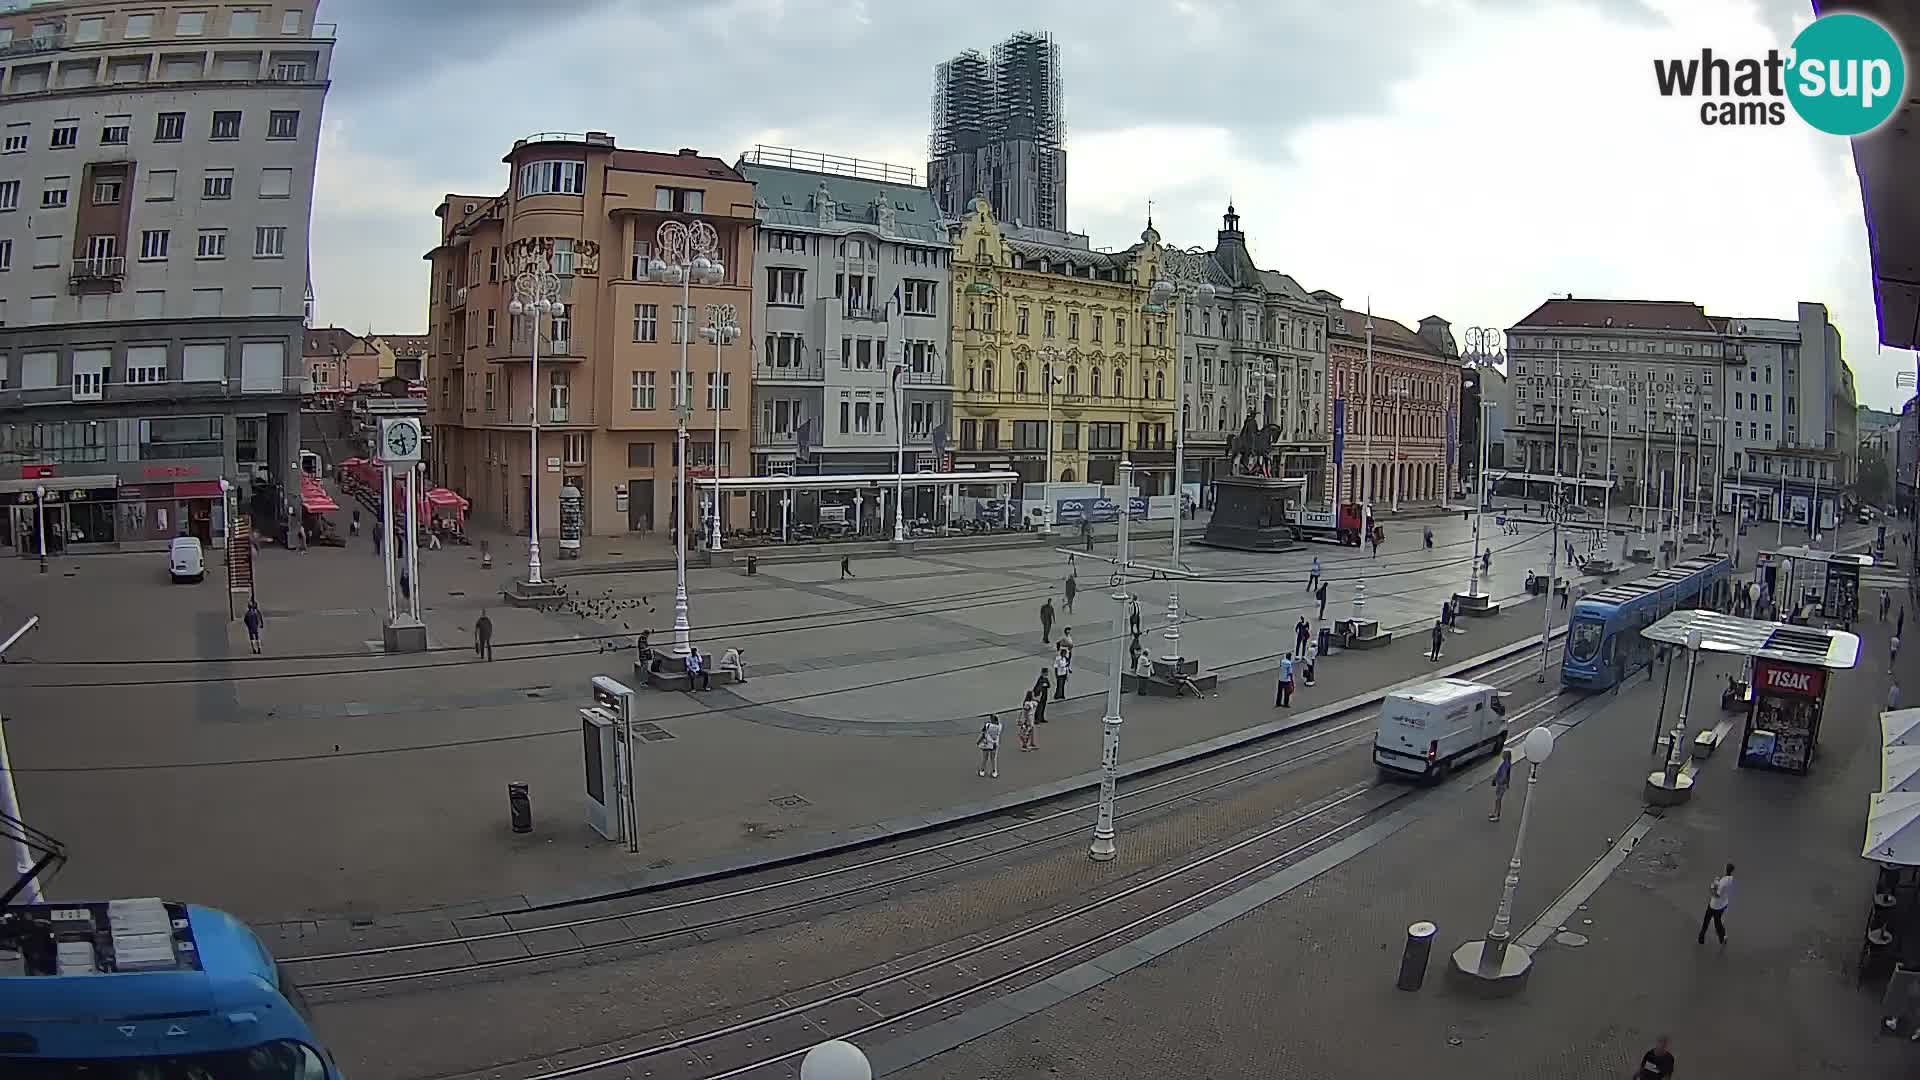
top-left (1692, 728), bottom-right (1723, 760)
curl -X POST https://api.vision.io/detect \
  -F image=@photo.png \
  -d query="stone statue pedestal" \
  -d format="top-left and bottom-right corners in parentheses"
top-left (1196, 475), bottom-right (1304, 553)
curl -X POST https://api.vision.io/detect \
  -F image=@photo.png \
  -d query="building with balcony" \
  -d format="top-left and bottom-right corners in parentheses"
top-left (1323, 297), bottom-right (1459, 511)
top-left (0, 0), bottom-right (332, 552)
top-left (423, 135), bottom-right (755, 539)
top-left (945, 197), bottom-right (1174, 493)
top-left (1159, 206), bottom-right (1329, 502)
top-left (1504, 298), bottom-right (1858, 527)
top-left (734, 146), bottom-right (952, 494)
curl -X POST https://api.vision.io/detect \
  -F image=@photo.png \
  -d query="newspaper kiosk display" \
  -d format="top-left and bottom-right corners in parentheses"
top-left (1742, 659), bottom-right (1827, 774)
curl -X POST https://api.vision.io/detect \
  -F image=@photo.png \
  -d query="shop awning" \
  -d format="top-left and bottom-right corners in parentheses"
top-left (1864, 792), bottom-right (1920, 867)
top-left (426, 487), bottom-right (469, 510)
top-left (1883, 746), bottom-right (1920, 794)
top-left (301, 490), bottom-right (339, 513)
top-left (1883, 709), bottom-right (1920, 749)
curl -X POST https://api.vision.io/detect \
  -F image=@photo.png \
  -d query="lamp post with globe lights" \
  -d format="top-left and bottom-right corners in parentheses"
top-left (1147, 275), bottom-right (1214, 670)
top-left (506, 269), bottom-right (562, 587)
top-left (1037, 346), bottom-right (1065, 534)
top-left (1449, 724), bottom-right (1556, 995)
top-left (646, 220), bottom-right (726, 657)
top-left (700, 306), bottom-right (739, 552)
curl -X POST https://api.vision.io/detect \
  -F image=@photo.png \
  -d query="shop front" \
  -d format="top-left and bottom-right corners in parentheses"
top-left (1740, 658), bottom-right (1830, 774)
top-left (0, 466), bottom-right (230, 555)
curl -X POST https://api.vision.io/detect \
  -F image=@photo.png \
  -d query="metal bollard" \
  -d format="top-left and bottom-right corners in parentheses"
top-left (746, 554), bottom-right (758, 576)
top-left (1396, 920), bottom-right (1437, 991)
top-left (1317, 627), bottom-right (1332, 656)
top-left (508, 781), bottom-right (532, 833)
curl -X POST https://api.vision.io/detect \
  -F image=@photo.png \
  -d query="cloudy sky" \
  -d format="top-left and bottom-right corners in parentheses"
top-left (310, 0), bottom-right (1915, 409)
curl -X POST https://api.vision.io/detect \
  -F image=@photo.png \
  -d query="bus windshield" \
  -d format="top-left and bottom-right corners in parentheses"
top-left (5, 1040), bottom-right (328, 1080)
top-left (1567, 618), bottom-right (1604, 663)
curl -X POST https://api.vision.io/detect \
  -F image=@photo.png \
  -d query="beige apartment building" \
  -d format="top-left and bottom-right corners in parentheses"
top-left (424, 134), bottom-right (754, 540)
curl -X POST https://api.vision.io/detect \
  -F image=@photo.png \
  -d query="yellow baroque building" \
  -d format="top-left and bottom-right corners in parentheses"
top-left (947, 197), bottom-right (1179, 492)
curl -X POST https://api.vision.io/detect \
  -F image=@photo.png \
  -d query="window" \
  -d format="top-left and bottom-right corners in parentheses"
top-left (627, 441), bottom-right (654, 467)
top-left (1091, 315), bottom-right (1103, 342)
top-left (1060, 421), bottom-right (1078, 449)
top-left (92, 178), bottom-right (122, 205)
top-left (271, 60), bottom-right (308, 81)
top-left (41, 178), bottom-right (68, 209)
top-left (629, 371), bottom-right (656, 410)
top-left (203, 169), bottom-right (233, 199)
top-left (210, 111), bottom-right (241, 139)
top-left (632, 303), bottom-right (658, 342)
top-left (126, 345), bottom-right (168, 384)
top-left (484, 308), bottom-right (496, 346)
top-left (254, 226), bottom-right (285, 257)
top-left (144, 169), bottom-right (176, 201)
top-left (705, 371), bottom-right (731, 411)
top-left (154, 113), bottom-right (185, 142)
top-left (1043, 309), bottom-right (1055, 337)
top-left (560, 431), bottom-right (587, 466)
top-left (139, 229), bottom-right (169, 261)
top-left (191, 287), bottom-right (221, 316)
top-left (249, 286), bottom-right (279, 315)
top-left (281, 9), bottom-right (302, 33)
top-left (1013, 420), bottom-right (1048, 450)
top-left (518, 160), bottom-right (585, 196)
top-left (652, 186), bottom-right (703, 213)
top-left (1089, 422), bottom-right (1125, 451)
top-left (228, 9), bottom-right (259, 35)
top-left (50, 122), bottom-right (78, 149)
top-left (258, 109), bottom-right (298, 143)
top-left (548, 303), bottom-right (570, 350)
top-left (1116, 317), bottom-right (1127, 344)
top-left (0, 238), bottom-right (10, 272)
top-left (196, 229), bottom-right (226, 259)
top-left (100, 116), bottom-right (130, 145)
top-left (32, 236), bottom-right (60, 267)
top-left (483, 372), bottom-right (495, 410)
top-left (3, 125), bottom-right (26, 153)
top-left (0, 180), bottom-right (16, 211)
top-left (177, 10), bottom-right (207, 35)
top-left (903, 278), bottom-right (937, 315)
top-left (767, 267), bottom-right (804, 306)
top-left (1017, 307), bottom-right (1030, 335)
top-left (125, 13), bottom-right (156, 37)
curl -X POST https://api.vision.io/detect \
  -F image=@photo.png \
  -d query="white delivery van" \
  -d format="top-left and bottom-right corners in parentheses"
top-left (168, 536), bottom-right (205, 583)
top-left (1373, 678), bottom-right (1507, 781)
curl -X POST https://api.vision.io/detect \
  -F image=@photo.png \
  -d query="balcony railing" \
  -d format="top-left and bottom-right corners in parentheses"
top-left (900, 364), bottom-right (952, 386)
top-left (70, 256), bottom-right (126, 282)
top-left (0, 34), bottom-right (64, 59)
top-left (500, 403), bottom-right (596, 426)
top-left (757, 358), bottom-right (827, 381)
top-left (0, 375), bottom-right (309, 410)
top-left (843, 305), bottom-right (887, 322)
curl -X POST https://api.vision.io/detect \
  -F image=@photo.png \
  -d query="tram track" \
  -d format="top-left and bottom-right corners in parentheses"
top-left (293, 640), bottom-right (1565, 995)
top-left (437, 689), bottom-right (1577, 1080)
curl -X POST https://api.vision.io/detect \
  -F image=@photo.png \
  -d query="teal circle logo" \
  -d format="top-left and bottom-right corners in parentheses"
top-left (1786, 12), bottom-right (1906, 136)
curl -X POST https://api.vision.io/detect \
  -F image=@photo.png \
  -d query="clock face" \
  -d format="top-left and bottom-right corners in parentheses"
top-left (385, 422), bottom-right (419, 458)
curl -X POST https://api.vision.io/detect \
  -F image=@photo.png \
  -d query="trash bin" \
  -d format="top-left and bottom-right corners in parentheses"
top-left (508, 782), bottom-right (532, 833)
top-left (746, 554), bottom-right (758, 576)
top-left (1397, 920), bottom-right (1437, 991)
top-left (1317, 627), bottom-right (1333, 656)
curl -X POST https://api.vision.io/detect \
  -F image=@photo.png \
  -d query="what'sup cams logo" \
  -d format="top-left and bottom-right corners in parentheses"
top-left (1653, 11), bottom-right (1907, 135)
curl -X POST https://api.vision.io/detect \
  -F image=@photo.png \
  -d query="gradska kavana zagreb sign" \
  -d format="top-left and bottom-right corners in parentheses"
top-left (1652, 11), bottom-right (1906, 134)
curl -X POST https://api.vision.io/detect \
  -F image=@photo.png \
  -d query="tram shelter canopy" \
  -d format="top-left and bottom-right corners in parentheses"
top-left (1641, 609), bottom-right (1861, 669)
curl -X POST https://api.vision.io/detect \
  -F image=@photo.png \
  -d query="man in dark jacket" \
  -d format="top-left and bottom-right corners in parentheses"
top-left (1031, 669), bottom-right (1051, 724)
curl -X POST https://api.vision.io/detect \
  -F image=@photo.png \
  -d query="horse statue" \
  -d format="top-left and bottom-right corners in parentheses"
top-left (1227, 412), bottom-right (1286, 476)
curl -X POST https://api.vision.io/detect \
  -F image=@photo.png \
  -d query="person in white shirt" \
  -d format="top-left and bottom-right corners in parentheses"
top-left (1054, 648), bottom-right (1072, 700)
top-left (977, 714), bottom-right (1002, 778)
top-left (1275, 653), bottom-right (1296, 708)
top-left (1697, 862), bottom-right (1734, 945)
top-left (720, 646), bottom-right (746, 683)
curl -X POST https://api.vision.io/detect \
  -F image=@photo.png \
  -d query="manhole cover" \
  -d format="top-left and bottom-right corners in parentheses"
top-left (769, 794), bottom-right (811, 809)
top-left (1553, 931), bottom-right (1590, 947)
top-left (635, 723), bottom-right (675, 742)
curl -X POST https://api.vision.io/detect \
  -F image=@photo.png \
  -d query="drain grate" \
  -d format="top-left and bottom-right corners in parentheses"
top-left (768, 794), bottom-right (811, 809)
top-left (634, 722), bottom-right (674, 742)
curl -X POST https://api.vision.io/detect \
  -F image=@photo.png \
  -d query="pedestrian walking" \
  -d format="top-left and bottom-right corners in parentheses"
top-left (1316, 581), bottom-right (1329, 620)
top-left (1053, 646), bottom-right (1072, 700)
top-left (1697, 862), bottom-right (1734, 945)
top-left (840, 555), bottom-right (854, 580)
top-left (1894, 634), bottom-right (1903, 667)
top-left (1294, 616), bottom-right (1310, 657)
top-left (1018, 692), bottom-right (1037, 751)
top-left (474, 610), bottom-right (494, 660)
top-left (1081, 519), bottom-right (1094, 553)
top-left (1634, 1036), bottom-right (1676, 1080)
top-left (686, 649), bottom-right (711, 691)
top-left (349, 510), bottom-right (361, 538)
top-left (1302, 640), bottom-right (1317, 685)
top-left (1429, 619), bottom-right (1445, 662)
top-left (1059, 627), bottom-right (1075, 661)
top-left (1275, 652), bottom-right (1295, 708)
top-left (1129, 599), bottom-right (1142, 639)
top-left (1882, 589), bottom-right (1892, 622)
top-left (243, 599), bottom-right (264, 655)
top-left (1308, 557), bottom-right (1321, 593)
top-left (1488, 750), bottom-right (1514, 820)
top-left (1891, 681), bottom-right (1903, 711)
top-left (1128, 631), bottom-right (1145, 672)
top-left (977, 714), bottom-right (1002, 778)
top-left (1031, 669), bottom-right (1051, 724)
top-left (1040, 598), bottom-right (1056, 644)
top-left (1064, 572), bottom-right (1077, 613)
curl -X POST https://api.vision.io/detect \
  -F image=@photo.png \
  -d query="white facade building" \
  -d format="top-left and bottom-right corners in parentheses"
top-left (0, 0), bottom-right (330, 551)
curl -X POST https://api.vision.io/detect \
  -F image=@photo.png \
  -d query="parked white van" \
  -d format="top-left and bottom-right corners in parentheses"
top-left (168, 536), bottom-right (205, 583)
top-left (1373, 678), bottom-right (1507, 781)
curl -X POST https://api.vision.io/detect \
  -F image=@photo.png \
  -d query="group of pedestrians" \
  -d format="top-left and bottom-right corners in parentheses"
top-left (1274, 616), bottom-right (1318, 708)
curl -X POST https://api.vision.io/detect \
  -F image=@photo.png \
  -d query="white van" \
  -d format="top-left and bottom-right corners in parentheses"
top-left (168, 536), bottom-right (205, 583)
top-left (1373, 678), bottom-right (1507, 781)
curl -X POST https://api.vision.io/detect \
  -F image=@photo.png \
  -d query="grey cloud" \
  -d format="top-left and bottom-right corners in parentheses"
top-left (316, 0), bottom-right (618, 98)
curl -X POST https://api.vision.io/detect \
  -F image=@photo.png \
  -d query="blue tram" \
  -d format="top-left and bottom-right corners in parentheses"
top-left (1560, 554), bottom-right (1734, 690)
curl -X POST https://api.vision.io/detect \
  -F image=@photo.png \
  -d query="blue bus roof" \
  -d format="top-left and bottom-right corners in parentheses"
top-left (0, 900), bottom-right (307, 1060)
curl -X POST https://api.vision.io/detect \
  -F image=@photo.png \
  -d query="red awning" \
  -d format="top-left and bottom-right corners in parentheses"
top-left (302, 491), bottom-right (340, 513)
top-left (175, 481), bottom-right (225, 498)
top-left (426, 487), bottom-right (469, 510)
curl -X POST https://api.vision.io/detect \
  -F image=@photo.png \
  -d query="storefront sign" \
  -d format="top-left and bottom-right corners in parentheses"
top-left (1756, 660), bottom-right (1825, 698)
top-left (140, 463), bottom-right (206, 481)
top-left (17, 465), bottom-right (55, 480)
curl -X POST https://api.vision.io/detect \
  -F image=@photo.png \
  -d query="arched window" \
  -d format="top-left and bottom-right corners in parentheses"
top-left (1155, 370), bottom-right (1166, 399)
top-left (1091, 366), bottom-right (1102, 398)
top-left (1066, 365), bottom-right (1079, 395)
top-left (1113, 366), bottom-right (1125, 398)
top-left (1016, 362), bottom-right (1028, 394)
